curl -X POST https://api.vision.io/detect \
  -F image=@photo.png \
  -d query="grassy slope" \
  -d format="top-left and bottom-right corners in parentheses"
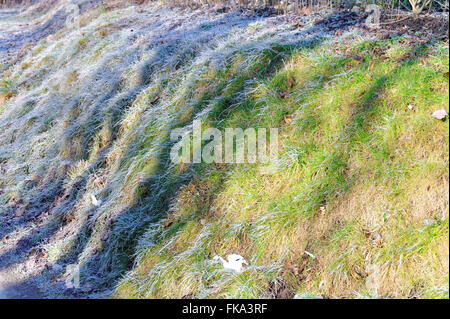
top-left (116, 38), bottom-right (449, 299)
top-left (0, 2), bottom-right (448, 298)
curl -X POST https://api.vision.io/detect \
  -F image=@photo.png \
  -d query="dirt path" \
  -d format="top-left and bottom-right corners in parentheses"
top-left (0, 280), bottom-right (43, 299)
top-left (0, 234), bottom-right (46, 299)
top-left (0, 264), bottom-right (44, 299)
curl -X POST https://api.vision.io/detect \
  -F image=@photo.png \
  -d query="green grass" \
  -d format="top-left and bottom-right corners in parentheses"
top-left (115, 37), bottom-right (449, 298)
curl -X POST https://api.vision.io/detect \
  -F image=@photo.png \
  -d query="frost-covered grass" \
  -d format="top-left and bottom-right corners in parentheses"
top-left (0, 0), bottom-right (448, 299)
top-left (115, 38), bottom-right (449, 298)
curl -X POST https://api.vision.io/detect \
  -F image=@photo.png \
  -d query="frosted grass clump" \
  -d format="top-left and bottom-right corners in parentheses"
top-left (0, 0), bottom-right (372, 297)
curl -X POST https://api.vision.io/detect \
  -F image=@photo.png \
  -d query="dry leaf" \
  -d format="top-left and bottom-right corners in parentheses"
top-left (372, 233), bottom-right (383, 248)
top-left (287, 259), bottom-right (307, 275)
top-left (162, 220), bottom-right (173, 228)
top-left (41, 250), bottom-right (49, 259)
top-left (298, 260), bottom-right (307, 274)
top-left (362, 228), bottom-right (371, 238)
top-left (432, 109), bottom-right (448, 120)
top-left (350, 268), bottom-right (364, 280)
top-left (284, 117), bottom-right (292, 124)
top-left (29, 247), bottom-right (48, 259)
top-left (0, 92), bottom-right (13, 105)
top-left (286, 262), bottom-right (299, 275)
top-left (28, 175), bottom-right (41, 182)
top-left (299, 7), bottom-right (311, 15)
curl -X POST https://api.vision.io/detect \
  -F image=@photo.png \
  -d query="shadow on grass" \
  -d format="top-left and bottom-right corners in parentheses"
top-left (0, 10), bottom-right (397, 298)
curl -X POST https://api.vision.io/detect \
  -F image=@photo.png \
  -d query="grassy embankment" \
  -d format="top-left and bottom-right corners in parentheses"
top-left (116, 38), bottom-right (449, 298)
top-left (0, 3), bottom-right (448, 298)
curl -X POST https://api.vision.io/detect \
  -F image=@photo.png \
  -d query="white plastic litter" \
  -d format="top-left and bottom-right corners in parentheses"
top-left (213, 254), bottom-right (248, 273)
top-left (90, 194), bottom-right (102, 207)
top-left (304, 250), bottom-right (316, 259)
